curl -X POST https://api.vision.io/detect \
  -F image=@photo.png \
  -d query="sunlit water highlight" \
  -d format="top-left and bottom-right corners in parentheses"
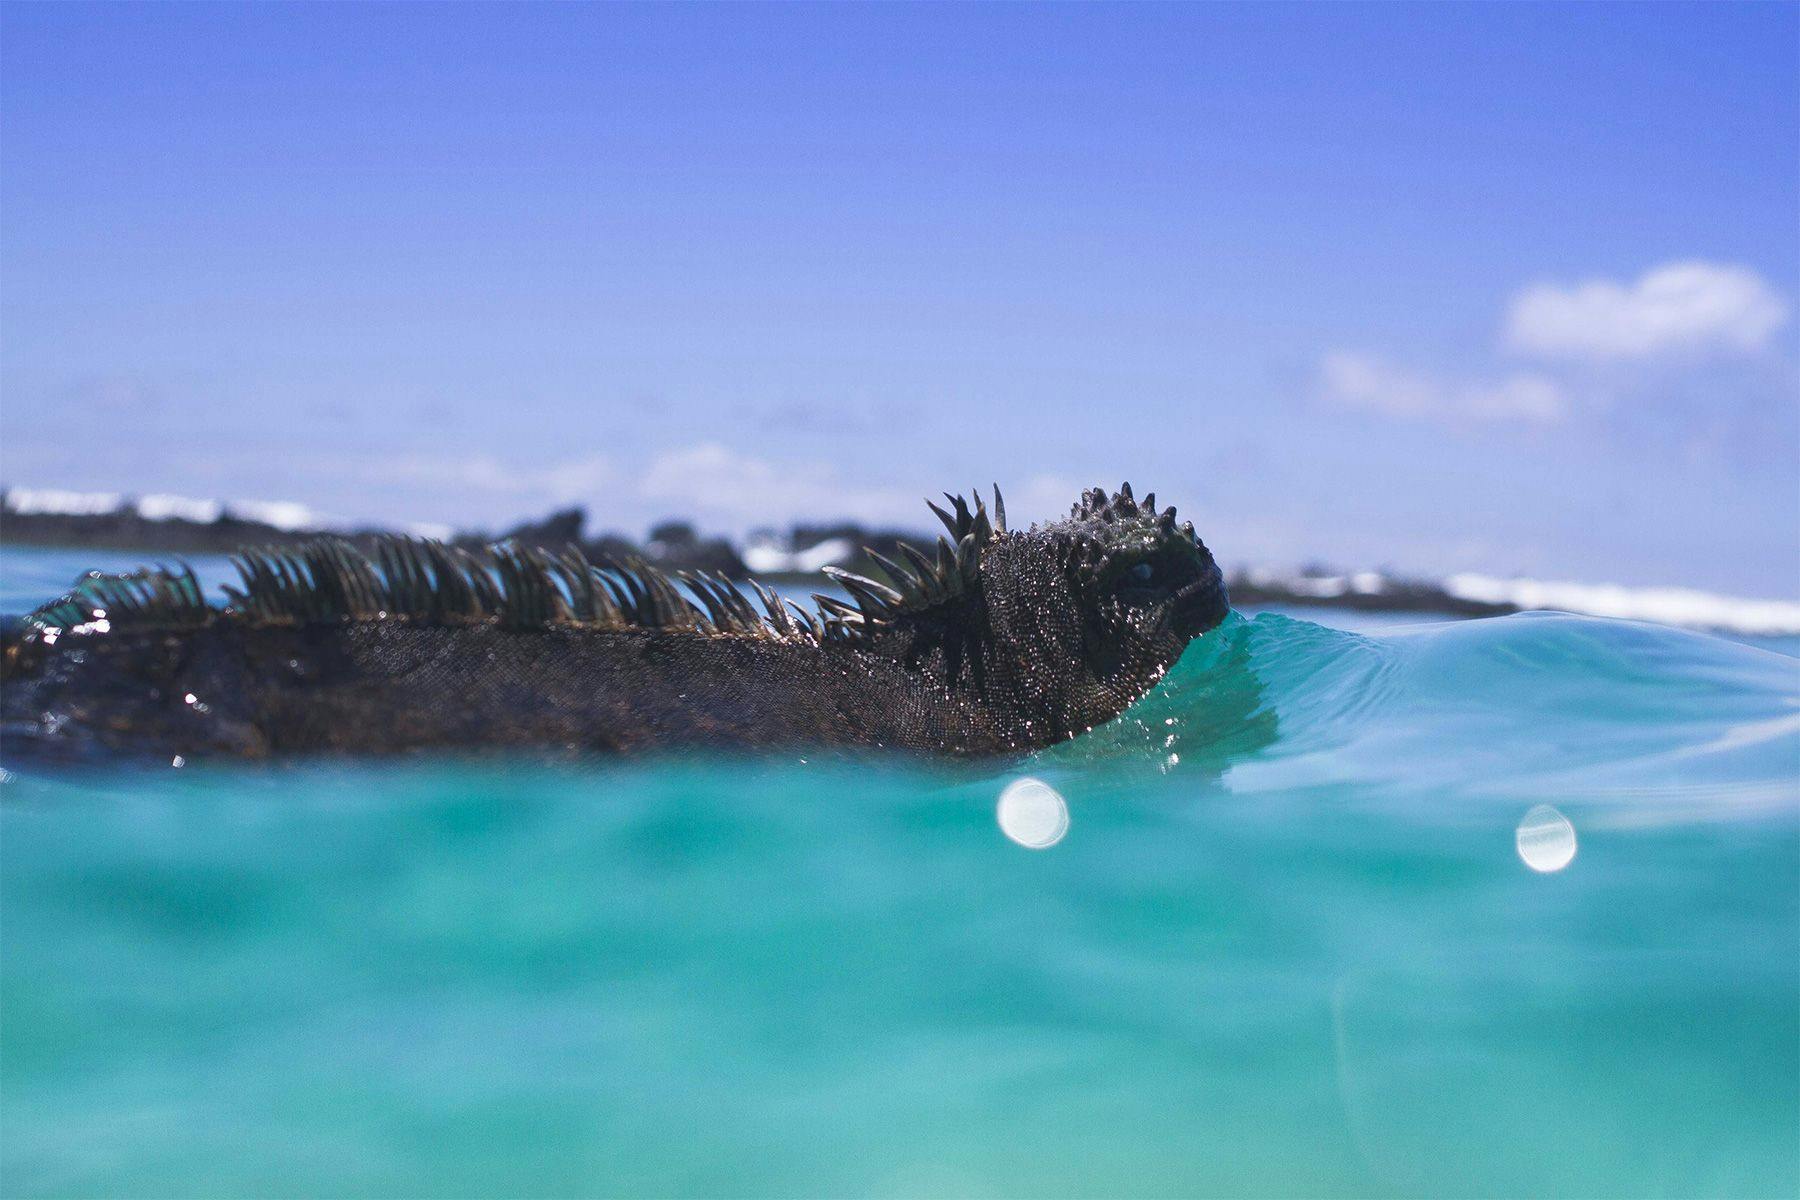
top-left (2, 547), bottom-right (1796, 1197)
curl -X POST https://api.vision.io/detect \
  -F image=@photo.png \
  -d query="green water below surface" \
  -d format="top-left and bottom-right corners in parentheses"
top-left (2, 547), bottom-right (1796, 1197)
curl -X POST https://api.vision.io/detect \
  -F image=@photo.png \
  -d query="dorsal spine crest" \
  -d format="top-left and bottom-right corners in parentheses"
top-left (12, 486), bottom-right (1008, 651)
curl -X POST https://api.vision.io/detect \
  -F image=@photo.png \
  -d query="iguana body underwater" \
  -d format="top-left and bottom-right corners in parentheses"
top-left (1, 485), bottom-right (1228, 762)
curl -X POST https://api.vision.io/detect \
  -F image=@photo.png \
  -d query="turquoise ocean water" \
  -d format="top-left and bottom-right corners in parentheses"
top-left (2, 546), bottom-right (1797, 1197)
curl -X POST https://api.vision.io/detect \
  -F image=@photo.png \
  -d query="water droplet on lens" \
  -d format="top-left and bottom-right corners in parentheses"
top-left (997, 777), bottom-right (1069, 850)
top-left (1516, 804), bottom-right (1577, 873)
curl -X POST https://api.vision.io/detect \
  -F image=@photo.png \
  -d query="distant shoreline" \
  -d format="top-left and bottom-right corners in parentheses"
top-left (0, 498), bottom-right (1512, 619)
top-left (5, 490), bottom-right (1796, 636)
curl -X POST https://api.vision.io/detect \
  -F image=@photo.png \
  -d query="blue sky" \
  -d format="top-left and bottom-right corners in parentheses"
top-left (3, 3), bottom-right (1795, 594)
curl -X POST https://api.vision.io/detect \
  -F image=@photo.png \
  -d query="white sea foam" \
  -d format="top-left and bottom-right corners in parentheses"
top-left (2, 488), bottom-right (331, 533)
top-left (741, 540), bottom-right (792, 574)
top-left (136, 493), bottom-right (225, 523)
top-left (5, 488), bottom-right (124, 516)
top-left (222, 499), bottom-right (326, 532)
top-left (1445, 573), bottom-right (1800, 637)
top-left (1240, 567), bottom-right (1391, 600)
top-left (741, 536), bottom-right (854, 574)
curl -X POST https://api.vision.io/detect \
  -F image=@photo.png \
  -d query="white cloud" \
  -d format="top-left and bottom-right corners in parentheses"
top-left (1319, 352), bottom-right (1440, 419)
top-left (639, 442), bottom-right (918, 531)
top-left (638, 449), bottom-right (1101, 535)
top-left (1320, 352), bottom-right (1565, 424)
top-left (537, 456), bottom-right (616, 502)
top-left (1461, 374), bottom-right (1566, 423)
top-left (1504, 261), bottom-right (1789, 361)
top-left (377, 453), bottom-right (615, 501)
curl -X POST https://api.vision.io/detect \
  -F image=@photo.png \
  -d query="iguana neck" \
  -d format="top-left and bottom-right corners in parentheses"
top-left (850, 551), bottom-right (1133, 746)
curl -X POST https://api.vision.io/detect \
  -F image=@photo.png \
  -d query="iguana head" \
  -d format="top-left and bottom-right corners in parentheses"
top-left (827, 483), bottom-right (1229, 746)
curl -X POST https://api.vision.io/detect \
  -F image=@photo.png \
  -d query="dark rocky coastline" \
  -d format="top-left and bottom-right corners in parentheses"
top-left (0, 492), bottom-right (1511, 619)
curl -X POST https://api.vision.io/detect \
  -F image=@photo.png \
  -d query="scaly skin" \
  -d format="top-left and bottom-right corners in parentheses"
top-left (0, 485), bottom-right (1228, 761)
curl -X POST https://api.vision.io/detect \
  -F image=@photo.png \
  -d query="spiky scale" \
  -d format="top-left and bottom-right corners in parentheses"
top-left (971, 491), bottom-right (993, 543)
top-left (678, 572), bottom-right (727, 631)
top-left (927, 499), bottom-right (959, 540)
top-left (824, 566), bottom-right (902, 605)
top-left (898, 540), bottom-right (939, 582)
top-left (750, 581), bottom-right (794, 637)
top-left (956, 533), bottom-right (982, 583)
top-left (861, 549), bottom-right (922, 600)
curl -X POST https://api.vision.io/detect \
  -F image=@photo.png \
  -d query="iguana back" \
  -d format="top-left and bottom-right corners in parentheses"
top-left (2, 485), bottom-right (1228, 761)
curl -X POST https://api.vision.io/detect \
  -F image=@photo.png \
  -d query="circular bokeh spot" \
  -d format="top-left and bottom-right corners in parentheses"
top-left (996, 777), bottom-right (1070, 850)
top-left (1515, 804), bottom-right (1578, 873)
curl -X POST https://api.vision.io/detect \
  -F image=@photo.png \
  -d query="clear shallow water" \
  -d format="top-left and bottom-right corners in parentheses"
top-left (2, 549), bottom-right (1797, 1197)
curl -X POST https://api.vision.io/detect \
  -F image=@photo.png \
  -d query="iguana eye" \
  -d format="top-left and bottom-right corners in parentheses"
top-left (1128, 562), bottom-right (1155, 585)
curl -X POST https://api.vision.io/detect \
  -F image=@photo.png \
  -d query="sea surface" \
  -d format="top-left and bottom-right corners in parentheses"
top-left (2, 546), bottom-right (1797, 1198)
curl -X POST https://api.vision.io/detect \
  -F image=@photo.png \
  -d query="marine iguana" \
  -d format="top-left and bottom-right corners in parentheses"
top-left (0, 484), bottom-right (1228, 761)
